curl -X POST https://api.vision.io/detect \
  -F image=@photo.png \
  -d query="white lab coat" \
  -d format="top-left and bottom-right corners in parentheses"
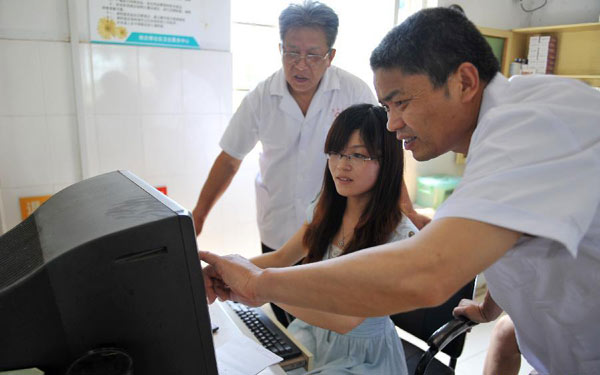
top-left (436, 73), bottom-right (600, 374)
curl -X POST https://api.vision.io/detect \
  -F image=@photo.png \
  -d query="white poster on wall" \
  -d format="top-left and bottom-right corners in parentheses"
top-left (89, 0), bottom-right (202, 49)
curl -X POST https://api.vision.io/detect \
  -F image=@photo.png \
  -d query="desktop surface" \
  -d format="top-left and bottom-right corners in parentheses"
top-left (209, 301), bottom-right (286, 375)
top-left (209, 301), bottom-right (314, 375)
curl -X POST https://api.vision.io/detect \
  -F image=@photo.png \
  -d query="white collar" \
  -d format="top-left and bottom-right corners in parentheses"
top-left (477, 72), bottom-right (510, 124)
top-left (465, 73), bottom-right (510, 158)
top-left (268, 66), bottom-right (341, 98)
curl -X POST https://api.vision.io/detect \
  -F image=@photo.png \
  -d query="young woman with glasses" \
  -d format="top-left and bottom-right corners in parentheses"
top-left (248, 103), bottom-right (415, 374)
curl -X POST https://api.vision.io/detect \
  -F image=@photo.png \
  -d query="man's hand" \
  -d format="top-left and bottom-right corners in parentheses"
top-left (199, 251), bottom-right (267, 307)
top-left (452, 298), bottom-right (492, 323)
top-left (453, 290), bottom-right (503, 323)
top-left (201, 262), bottom-right (225, 303)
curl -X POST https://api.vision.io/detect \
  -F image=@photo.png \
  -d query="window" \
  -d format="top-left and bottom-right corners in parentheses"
top-left (231, 0), bottom-right (406, 111)
top-left (396, 0), bottom-right (438, 25)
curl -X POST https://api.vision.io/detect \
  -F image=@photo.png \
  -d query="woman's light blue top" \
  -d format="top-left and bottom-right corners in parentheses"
top-left (287, 202), bottom-right (418, 374)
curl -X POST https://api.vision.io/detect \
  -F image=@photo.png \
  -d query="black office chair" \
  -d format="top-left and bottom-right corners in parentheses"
top-left (391, 278), bottom-right (478, 375)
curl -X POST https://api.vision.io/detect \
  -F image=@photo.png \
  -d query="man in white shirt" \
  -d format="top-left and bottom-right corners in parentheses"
top-left (193, 1), bottom-right (428, 325)
top-left (199, 7), bottom-right (600, 374)
top-left (192, 1), bottom-right (375, 251)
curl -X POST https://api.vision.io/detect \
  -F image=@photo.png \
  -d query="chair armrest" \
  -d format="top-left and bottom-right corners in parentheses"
top-left (414, 317), bottom-right (478, 375)
top-left (427, 316), bottom-right (478, 352)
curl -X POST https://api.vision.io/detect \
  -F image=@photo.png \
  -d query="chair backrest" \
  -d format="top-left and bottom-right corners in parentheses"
top-left (390, 278), bottom-right (477, 359)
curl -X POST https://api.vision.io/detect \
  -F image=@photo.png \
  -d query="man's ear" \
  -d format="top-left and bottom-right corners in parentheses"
top-left (454, 62), bottom-right (481, 103)
top-left (327, 48), bottom-right (336, 66)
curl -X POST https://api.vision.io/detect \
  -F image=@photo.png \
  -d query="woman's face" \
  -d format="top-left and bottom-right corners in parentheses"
top-left (328, 130), bottom-right (380, 200)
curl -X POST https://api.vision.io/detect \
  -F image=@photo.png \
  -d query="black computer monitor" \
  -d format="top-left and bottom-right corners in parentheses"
top-left (0, 170), bottom-right (218, 374)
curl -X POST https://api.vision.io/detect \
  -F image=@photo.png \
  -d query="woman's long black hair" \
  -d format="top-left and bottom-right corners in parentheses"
top-left (303, 104), bottom-right (405, 263)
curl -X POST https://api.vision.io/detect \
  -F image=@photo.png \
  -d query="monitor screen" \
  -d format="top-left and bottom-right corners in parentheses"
top-left (0, 170), bottom-right (218, 374)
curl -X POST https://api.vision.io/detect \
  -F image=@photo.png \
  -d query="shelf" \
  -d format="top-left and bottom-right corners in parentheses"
top-left (479, 22), bottom-right (600, 86)
top-left (512, 22), bottom-right (600, 34)
top-left (504, 23), bottom-right (600, 85)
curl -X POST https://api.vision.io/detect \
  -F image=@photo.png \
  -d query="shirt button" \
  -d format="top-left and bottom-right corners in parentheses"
top-left (408, 231), bottom-right (415, 237)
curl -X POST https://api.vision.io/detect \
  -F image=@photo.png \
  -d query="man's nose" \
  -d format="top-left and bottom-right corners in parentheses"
top-left (295, 56), bottom-right (309, 70)
top-left (386, 110), bottom-right (405, 133)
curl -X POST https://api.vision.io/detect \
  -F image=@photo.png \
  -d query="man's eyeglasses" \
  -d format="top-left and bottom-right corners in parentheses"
top-left (281, 49), bottom-right (330, 66)
top-left (326, 151), bottom-right (378, 166)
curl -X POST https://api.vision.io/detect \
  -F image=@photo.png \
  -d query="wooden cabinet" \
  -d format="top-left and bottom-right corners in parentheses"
top-left (479, 23), bottom-right (600, 87)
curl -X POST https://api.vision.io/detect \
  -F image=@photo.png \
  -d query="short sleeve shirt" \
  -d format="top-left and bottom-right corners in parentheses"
top-left (435, 73), bottom-right (600, 374)
top-left (220, 66), bottom-right (376, 249)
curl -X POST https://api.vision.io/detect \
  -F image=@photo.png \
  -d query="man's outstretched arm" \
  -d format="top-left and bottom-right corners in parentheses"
top-left (200, 217), bottom-right (520, 316)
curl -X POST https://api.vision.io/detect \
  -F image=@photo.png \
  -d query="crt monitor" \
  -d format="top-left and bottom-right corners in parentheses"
top-left (0, 170), bottom-right (218, 374)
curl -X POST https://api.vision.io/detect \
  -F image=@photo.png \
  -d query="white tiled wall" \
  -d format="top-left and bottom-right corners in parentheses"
top-left (0, 0), bottom-right (261, 255)
top-left (0, 0), bottom-right (70, 41)
top-left (0, 41), bottom-right (46, 116)
top-left (0, 39), bottom-right (81, 230)
top-left (0, 38), bottom-right (260, 253)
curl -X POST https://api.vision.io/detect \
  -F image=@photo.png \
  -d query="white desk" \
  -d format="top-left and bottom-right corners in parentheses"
top-left (209, 301), bottom-right (287, 375)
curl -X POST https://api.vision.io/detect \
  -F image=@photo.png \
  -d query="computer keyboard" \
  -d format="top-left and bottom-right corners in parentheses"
top-left (226, 301), bottom-right (302, 361)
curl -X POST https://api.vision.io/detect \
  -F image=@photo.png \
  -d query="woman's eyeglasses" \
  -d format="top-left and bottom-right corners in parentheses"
top-left (326, 151), bottom-right (378, 166)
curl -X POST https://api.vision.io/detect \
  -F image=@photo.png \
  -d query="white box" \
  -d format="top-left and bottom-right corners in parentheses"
top-left (527, 55), bottom-right (538, 64)
top-left (529, 36), bottom-right (540, 46)
top-left (535, 63), bottom-right (548, 73)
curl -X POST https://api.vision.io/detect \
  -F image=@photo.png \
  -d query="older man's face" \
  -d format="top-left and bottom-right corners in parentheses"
top-left (280, 26), bottom-right (334, 99)
top-left (374, 68), bottom-right (473, 161)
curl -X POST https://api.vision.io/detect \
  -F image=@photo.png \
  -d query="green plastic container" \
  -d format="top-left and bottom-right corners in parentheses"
top-left (416, 174), bottom-right (461, 209)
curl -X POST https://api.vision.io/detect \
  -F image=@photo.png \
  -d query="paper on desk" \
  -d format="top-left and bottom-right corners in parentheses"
top-left (216, 334), bottom-right (283, 375)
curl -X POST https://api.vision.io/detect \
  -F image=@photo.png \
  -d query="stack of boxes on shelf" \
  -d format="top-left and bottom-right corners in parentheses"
top-left (523, 35), bottom-right (557, 74)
